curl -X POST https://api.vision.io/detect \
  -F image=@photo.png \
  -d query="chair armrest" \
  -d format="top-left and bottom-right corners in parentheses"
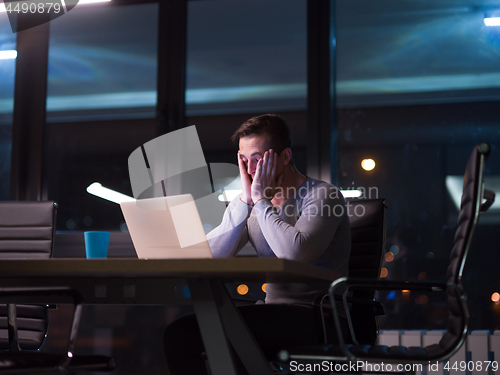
top-left (339, 295), bottom-right (385, 315)
top-left (0, 287), bottom-right (82, 305)
top-left (330, 278), bottom-right (447, 295)
top-left (326, 277), bottom-right (449, 355)
top-left (482, 189), bottom-right (495, 212)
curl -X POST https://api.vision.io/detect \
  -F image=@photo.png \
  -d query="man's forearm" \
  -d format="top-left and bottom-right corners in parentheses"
top-left (206, 197), bottom-right (252, 257)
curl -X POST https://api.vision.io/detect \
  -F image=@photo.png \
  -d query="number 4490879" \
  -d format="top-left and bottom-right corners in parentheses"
top-left (444, 361), bottom-right (498, 372)
top-left (5, 2), bottom-right (62, 14)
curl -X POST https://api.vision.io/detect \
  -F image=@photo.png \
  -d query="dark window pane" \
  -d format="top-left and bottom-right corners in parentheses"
top-left (335, 0), bottom-right (500, 330)
top-left (186, 0), bottom-right (307, 116)
top-left (0, 13), bottom-right (16, 200)
top-left (43, 119), bottom-right (157, 232)
top-left (336, 0), bottom-right (500, 107)
top-left (47, 3), bottom-right (158, 122)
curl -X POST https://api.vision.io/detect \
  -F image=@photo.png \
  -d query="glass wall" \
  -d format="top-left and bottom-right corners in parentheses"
top-left (0, 12), bottom-right (16, 200)
top-left (186, 0), bottom-right (308, 185)
top-left (43, 2), bottom-right (159, 231)
top-left (186, 0), bottom-right (307, 117)
top-left (46, 2), bottom-right (158, 123)
top-left (335, 0), bottom-right (500, 330)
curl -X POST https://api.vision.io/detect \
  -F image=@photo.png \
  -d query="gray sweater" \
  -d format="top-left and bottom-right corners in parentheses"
top-left (207, 177), bottom-right (351, 305)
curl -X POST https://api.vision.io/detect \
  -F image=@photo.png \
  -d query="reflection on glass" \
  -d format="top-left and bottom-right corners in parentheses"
top-left (335, 1), bottom-right (500, 331)
top-left (47, 2), bottom-right (158, 122)
top-left (0, 12), bottom-right (15, 200)
top-left (186, 0), bottom-right (307, 115)
top-left (336, 0), bottom-right (500, 107)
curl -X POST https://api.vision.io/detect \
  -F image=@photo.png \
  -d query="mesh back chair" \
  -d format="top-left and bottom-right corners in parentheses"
top-left (0, 201), bottom-right (115, 374)
top-left (281, 142), bottom-right (495, 366)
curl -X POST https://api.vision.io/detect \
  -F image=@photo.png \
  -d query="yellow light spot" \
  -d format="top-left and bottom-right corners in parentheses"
top-left (262, 283), bottom-right (267, 293)
top-left (418, 272), bottom-right (427, 280)
top-left (237, 284), bottom-right (249, 295)
top-left (492, 292), bottom-right (500, 302)
top-left (361, 159), bottom-right (376, 171)
top-left (380, 268), bottom-right (388, 278)
top-left (384, 252), bottom-right (394, 262)
top-left (402, 290), bottom-right (410, 294)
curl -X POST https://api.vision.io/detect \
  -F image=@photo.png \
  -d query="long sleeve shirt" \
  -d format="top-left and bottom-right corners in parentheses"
top-left (207, 177), bottom-right (351, 305)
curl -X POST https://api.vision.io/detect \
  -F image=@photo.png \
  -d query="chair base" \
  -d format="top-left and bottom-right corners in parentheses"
top-left (0, 352), bottom-right (115, 374)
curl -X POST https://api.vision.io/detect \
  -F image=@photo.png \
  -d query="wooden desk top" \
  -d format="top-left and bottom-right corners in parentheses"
top-left (0, 258), bottom-right (341, 283)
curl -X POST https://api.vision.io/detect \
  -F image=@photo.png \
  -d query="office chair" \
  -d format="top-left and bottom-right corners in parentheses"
top-left (314, 199), bottom-right (387, 346)
top-left (0, 201), bottom-right (116, 373)
top-left (280, 142), bottom-right (495, 370)
top-left (0, 201), bottom-right (57, 351)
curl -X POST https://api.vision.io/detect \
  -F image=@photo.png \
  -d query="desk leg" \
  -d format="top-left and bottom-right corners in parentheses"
top-left (188, 278), bottom-right (238, 375)
top-left (211, 281), bottom-right (274, 375)
top-left (188, 279), bottom-right (273, 375)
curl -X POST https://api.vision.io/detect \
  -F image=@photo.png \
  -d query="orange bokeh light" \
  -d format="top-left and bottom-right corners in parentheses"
top-left (384, 252), bottom-right (394, 262)
top-left (237, 284), bottom-right (249, 295)
top-left (262, 283), bottom-right (267, 293)
top-left (492, 292), bottom-right (500, 303)
top-left (380, 268), bottom-right (388, 278)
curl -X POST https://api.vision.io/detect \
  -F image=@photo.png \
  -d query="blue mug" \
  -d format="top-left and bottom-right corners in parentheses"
top-left (84, 231), bottom-right (110, 259)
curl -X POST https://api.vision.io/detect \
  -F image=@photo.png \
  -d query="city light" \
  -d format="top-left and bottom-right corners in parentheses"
top-left (237, 284), bottom-right (249, 295)
top-left (361, 158), bottom-right (376, 171)
top-left (390, 245), bottom-right (400, 255)
top-left (492, 292), bottom-right (500, 303)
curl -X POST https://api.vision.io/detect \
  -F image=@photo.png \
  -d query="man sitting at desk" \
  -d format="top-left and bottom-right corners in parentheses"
top-left (163, 114), bottom-right (351, 374)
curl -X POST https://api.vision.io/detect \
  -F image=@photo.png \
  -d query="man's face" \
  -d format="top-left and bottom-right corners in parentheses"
top-left (238, 135), bottom-right (270, 180)
top-left (240, 135), bottom-right (284, 180)
top-left (239, 135), bottom-right (287, 183)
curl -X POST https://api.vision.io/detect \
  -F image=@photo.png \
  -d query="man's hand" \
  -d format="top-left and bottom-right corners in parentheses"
top-left (238, 151), bottom-right (253, 205)
top-left (251, 150), bottom-right (282, 203)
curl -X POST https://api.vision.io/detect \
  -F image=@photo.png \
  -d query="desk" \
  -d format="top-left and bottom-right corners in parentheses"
top-left (0, 258), bottom-right (340, 375)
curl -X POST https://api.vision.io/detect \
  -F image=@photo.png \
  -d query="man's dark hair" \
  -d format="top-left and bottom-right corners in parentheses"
top-left (230, 114), bottom-right (293, 155)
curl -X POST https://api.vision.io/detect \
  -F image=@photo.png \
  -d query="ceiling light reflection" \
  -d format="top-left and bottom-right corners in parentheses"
top-left (87, 182), bottom-right (134, 204)
top-left (0, 50), bottom-right (17, 59)
top-left (484, 17), bottom-right (500, 26)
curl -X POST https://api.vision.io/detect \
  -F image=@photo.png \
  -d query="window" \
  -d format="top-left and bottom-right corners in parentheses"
top-left (336, 0), bottom-right (500, 108)
top-left (186, 0), bottom-right (307, 116)
top-left (47, 2), bottom-right (158, 122)
top-left (336, 0), bottom-right (500, 330)
top-left (186, 0), bottom-right (308, 186)
top-left (0, 12), bottom-right (16, 200)
top-left (43, 3), bottom-right (159, 231)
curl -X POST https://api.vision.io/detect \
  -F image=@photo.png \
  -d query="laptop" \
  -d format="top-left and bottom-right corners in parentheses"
top-left (120, 194), bottom-right (213, 259)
